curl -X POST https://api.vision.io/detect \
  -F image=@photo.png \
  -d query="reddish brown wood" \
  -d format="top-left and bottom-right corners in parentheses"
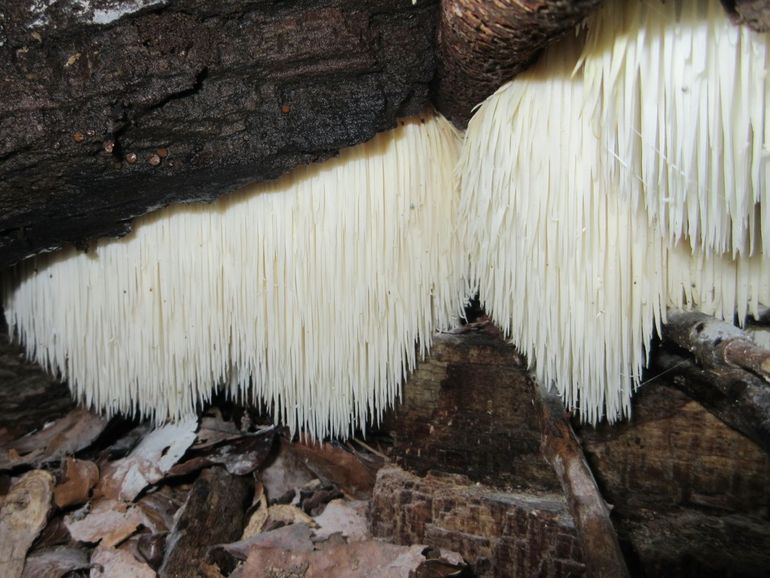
top-left (536, 385), bottom-right (630, 578)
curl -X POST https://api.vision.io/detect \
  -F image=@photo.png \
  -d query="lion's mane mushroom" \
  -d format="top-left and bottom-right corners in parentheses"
top-left (2, 114), bottom-right (468, 439)
top-left (458, 0), bottom-right (769, 424)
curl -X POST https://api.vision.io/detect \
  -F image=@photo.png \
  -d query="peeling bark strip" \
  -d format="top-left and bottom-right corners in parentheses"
top-left (434, 0), bottom-right (602, 127)
top-left (664, 310), bottom-right (770, 381)
top-left (536, 385), bottom-right (630, 578)
top-left (0, 0), bottom-right (438, 267)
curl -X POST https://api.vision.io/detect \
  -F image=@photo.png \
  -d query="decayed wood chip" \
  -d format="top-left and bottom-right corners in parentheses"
top-left (241, 491), bottom-right (268, 539)
top-left (97, 418), bottom-right (198, 501)
top-left (65, 499), bottom-right (151, 548)
top-left (0, 469), bottom-right (54, 578)
top-left (90, 546), bottom-right (156, 578)
top-left (21, 546), bottom-right (91, 578)
top-left (0, 409), bottom-right (107, 470)
top-left (54, 457), bottom-right (99, 509)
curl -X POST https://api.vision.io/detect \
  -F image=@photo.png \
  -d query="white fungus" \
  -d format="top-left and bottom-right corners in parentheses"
top-left (458, 0), bottom-right (769, 424)
top-left (581, 0), bottom-right (770, 257)
top-left (2, 114), bottom-right (467, 440)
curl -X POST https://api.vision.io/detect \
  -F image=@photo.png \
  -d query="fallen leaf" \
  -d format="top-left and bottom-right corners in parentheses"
top-left (54, 457), bottom-right (99, 509)
top-left (65, 499), bottom-right (150, 547)
top-left (213, 523), bottom-right (315, 562)
top-left (267, 504), bottom-right (318, 529)
top-left (136, 486), bottom-right (186, 534)
top-left (0, 409), bottom-right (107, 470)
top-left (21, 546), bottom-right (91, 578)
top-left (260, 438), bottom-right (316, 501)
top-left (291, 442), bottom-right (380, 499)
top-left (313, 499), bottom-right (370, 543)
top-left (0, 470), bottom-right (54, 578)
top-left (97, 418), bottom-right (198, 501)
top-left (240, 540), bottom-right (460, 578)
top-left (90, 546), bottom-right (155, 578)
top-left (241, 492), bottom-right (268, 539)
top-left (168, 428), bottom-right (275, 478)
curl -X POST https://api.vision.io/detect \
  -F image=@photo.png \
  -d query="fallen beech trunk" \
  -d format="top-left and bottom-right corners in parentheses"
top-left (653, 349), bottom-right (770, 454)
top-left (0, 0), bottom-right (438, 267)
top-left (536, 384), bottom-right (630, 578)
top-left (434, 0), bottom-right (602, 127)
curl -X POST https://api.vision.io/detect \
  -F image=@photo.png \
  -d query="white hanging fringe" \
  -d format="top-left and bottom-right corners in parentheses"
top-left (459, 0), bottom-right (769, 424)
top-left (3, 114), bottom-right (468, 440)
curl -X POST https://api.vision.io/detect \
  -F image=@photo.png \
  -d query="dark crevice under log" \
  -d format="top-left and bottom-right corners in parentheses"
top-left (434, 0), bottom-right (602, 127)
top-left (0, 0), bottom-right (438, 268)
top-left (535, 384), bottom-right (630, 578)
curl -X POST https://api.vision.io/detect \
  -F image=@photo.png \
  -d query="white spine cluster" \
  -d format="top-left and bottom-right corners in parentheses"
top-left (3, 115), bottom-right (467, 439)
top-left (582, 0), bottom-right (770, 257)
top-left (459, 0), bottom-right (769, 424)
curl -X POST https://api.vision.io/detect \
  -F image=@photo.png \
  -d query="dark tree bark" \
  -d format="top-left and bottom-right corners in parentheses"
top-left (0, 0), bottom-right (438, 267)
top-left (433, 0), bottom-right (602, 127)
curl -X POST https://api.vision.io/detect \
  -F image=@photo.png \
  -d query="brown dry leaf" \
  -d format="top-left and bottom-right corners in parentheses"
top-left (240, 541), bottom-right (454, 578)
top-left (213, 523), bottom-right (315, 562)
top-left (313, 499), bottom-right (370, 543)
top-left (291, 442), bottom-right (380, 499)
top-left (242, 491), bottom-right (268, 539)
top-left (168, 428), bottom-right (275, 478)
top-left (267, 504), bottom-right (318, 529)
top-left (65, 499), bottom-right (151, 547)
top-left (0, 409), bottom-right (107, 470)
top-left (260, 438), bottom-right (317, 501)
top-left (54, 457), bottom-right (99, 509)
top-left (0, 469), bottom-right (54, 578)
top-left (90, 546), bottom-right (155, 578)
top-left (192, 413), bottom-right (241, 450)
top-left (136, 485), bottom-right (187, 534)
top-left (97, 418), bottom-right (198, 501)
top-left (21, 546), bottom-right (91, 578)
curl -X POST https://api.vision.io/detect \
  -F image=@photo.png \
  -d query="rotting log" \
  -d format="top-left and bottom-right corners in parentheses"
top-left (536, 384), bottom-right (630, 578)
top-left (0, 0), bottom-right (438, 267)
top-left (433, 0), bottom-right (602, 127)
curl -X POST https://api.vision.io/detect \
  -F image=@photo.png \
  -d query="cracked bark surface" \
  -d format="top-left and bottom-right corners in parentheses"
top-left (0, 0), bottom-right (438, 267)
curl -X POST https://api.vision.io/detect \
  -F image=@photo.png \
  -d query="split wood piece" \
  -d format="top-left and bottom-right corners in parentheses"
top-left (535, 384), bottom-right (630, 578)
top-left (158, 466), bottom-right (253, 578)
top-left (434, 0), bottom-right (602, 127)
top-left (653, 349), bottom-right (770, 454)
top-left (0, 470), bottom-right (54, 578)
top-left (0, 0), bottom-right (438, 267)
top-left (664, 310), bottom-right (770, 382)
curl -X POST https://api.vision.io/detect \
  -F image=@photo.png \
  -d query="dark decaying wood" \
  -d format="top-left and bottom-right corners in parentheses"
top-left (158, 466), bottom-right (253, 578)
top-left (384, 321), bottom-right (561, 491)
top-left (0, 0), bottom-right (438, 268)
top-left (433, 0), bottom-right (602, 127)
top-left (535, 385), bottom-right (630, 578)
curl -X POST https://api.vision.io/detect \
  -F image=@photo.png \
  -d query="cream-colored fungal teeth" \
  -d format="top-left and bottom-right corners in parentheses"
top-left (459, 0), bottom-right (769, 425)
top-left (582, 0), bottom-right (770, 258)
top-left (2, 114), bottom-right (467, 440)
top-left (459, 34), bottom-right (668, 425)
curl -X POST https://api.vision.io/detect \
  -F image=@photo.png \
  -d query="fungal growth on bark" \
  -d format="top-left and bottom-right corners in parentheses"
top-left (458, 0), bottom-right (769, 424)
top-left (2, 114), bottom-right (467, 439)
